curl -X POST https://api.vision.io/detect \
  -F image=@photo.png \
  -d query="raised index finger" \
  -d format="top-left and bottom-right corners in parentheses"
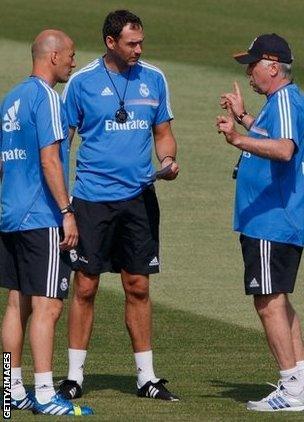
top-left (234, 81), bottom-right (241, 97)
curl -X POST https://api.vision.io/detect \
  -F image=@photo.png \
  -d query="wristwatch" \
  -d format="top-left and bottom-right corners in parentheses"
top-left (236, 111), bottom-right (248, 123)
top-left (60, 204), bottom-right (75, 215)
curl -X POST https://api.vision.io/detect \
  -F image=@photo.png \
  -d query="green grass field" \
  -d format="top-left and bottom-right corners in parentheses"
top-left (2, 1), bottom-right (304, 420)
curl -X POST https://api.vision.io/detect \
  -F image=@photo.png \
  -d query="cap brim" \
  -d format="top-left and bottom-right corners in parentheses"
top-left (233, 52), bottom-right (259, 64)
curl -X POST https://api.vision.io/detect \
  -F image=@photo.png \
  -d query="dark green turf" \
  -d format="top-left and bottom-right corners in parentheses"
top-left (1, 287), bottom-right (303, 421)
top-left (1, 0), bottom-right (304, 83)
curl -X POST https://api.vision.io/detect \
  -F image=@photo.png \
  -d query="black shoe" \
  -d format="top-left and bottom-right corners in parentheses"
top-left (57, 379), bottom-right (82, 400)
top-left (137, 378), bottom-right (180, 401)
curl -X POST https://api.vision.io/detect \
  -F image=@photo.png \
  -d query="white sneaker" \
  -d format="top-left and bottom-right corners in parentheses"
top-left (247, 381), bottom-right (304, 411)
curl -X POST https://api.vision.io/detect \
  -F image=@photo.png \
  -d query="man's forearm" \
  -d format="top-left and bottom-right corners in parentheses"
top-left (155, 134), bottom-right (177, 163)
top-left (229, 133), bottom-right (294, 161)
top-left (40, 144), bottom-right (70, 210)
top-left (153, 121), bottom-right (177, 164)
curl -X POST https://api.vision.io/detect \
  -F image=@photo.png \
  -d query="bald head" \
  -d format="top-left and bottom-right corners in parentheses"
top-left (31, 29), bottom-right (75, 87)
top-left (31, 29), bottom-right (73, 61)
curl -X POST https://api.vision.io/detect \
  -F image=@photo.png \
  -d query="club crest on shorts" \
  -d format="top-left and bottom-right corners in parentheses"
top-left (69, 249), bottom-right (78, 262)
top-left (60, 277), bottom-right (69, 291)
top-left (139, 83), bottom-right (149, 98)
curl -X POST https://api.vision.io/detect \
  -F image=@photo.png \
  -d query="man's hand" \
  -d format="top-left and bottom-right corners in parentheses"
top-left (60, 213), bottom-right (78, 250)
top-left (216, 114), bottom-right (240, 145)
top-left (159, 157), bottom-right (179, 180)
top-left (220, 81), bottom-right (246, 120)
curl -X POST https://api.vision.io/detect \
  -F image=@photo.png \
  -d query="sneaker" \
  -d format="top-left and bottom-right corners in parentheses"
top-left (57, 379), bottom-right (82, 399)
top-left (137, 378), bottom-right (180, 401)
top-left (32, 393), bottom-right (93, 416)
top-left (11, 391), bottom-right (35, 410)
top-left (247, 381), bottom-right (304, 411)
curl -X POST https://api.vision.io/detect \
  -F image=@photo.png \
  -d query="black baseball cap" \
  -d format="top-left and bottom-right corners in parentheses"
top-left (233, 33), bottom-right (293, 64)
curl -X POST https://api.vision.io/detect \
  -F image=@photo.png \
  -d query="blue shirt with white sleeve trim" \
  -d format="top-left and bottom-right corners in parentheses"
top-left (0, 76), bottom-right (69, 232)
top-left (234, 83), bottom-right (304, 246)
top-left (62, 58), bottom-right (173, 202)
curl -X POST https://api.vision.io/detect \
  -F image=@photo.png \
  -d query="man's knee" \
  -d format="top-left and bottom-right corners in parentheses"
top-left (254, 293), bottom-right (284, 317)
top-left (49, 301), bottom-right (64, 322)
top-left (32, 296), bottom-right (63, 322)
top-left (122, 273), bottom-right (149, 302)
top-left (74, 272), bottom-right (99, 303)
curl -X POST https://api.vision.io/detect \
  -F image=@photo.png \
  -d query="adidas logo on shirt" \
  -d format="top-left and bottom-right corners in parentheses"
top-left (2, 99), bottom-right (21, 132)
top-left (101, 87), bottom-right (114, 96)
top-left (249, 278), bottom-right (260, 288)
top-left (149, 256), bottom-right (159, 266)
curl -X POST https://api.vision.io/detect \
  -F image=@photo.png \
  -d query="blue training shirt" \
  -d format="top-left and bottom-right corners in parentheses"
top-left (0, 76), bottom-right (69, 232)
top-left (234, 83), bottom-right (304, 246)
top-left (62, 58), bottom-right (173, 202)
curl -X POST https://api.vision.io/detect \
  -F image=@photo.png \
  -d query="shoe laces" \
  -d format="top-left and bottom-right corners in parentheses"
top-left (153, 379), bottom-right (169, 390)
top-left (263, 380), bottom-right (285, 401)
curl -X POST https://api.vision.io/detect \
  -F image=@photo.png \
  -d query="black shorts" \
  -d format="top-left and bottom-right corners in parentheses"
top-left (71, 186), bottom-right (160, 275)
top-left (0, 228), bottom-right (72, 299)
top-left (240, 234), bottom-right (302, 295)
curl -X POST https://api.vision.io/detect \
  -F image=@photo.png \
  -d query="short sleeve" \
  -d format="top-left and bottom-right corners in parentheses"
top-left (269, 89), bottom-right (299, 147)
top-left (0, 102), bottom-right (3, 150)
top-left (62, 77), bottom-right (82, 128)
top-left (153, 72), bottom-right (174, 125)
top-left (36, 90), bottom-right (64, 149)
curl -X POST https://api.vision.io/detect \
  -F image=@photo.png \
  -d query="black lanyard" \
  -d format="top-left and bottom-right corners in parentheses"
top-left (102, 58), bottom-right (131, 124)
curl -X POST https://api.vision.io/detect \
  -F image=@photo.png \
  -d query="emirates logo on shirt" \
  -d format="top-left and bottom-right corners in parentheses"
top-left (1, 148), bottom-right (27, 162)
top-left (105, 110), bottom-right (149, 131)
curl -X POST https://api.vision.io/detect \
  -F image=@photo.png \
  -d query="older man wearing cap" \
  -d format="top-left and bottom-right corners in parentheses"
top-left (217, 33), bottom-right (304, 412)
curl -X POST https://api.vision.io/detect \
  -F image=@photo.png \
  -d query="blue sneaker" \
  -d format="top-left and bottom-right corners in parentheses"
top-left (32, 394), bottom-right (93, 416)
top-left (11, 391), bottom-right (35, 410)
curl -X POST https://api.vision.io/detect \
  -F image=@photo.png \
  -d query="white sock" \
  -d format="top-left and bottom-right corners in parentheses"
top-left (280, 367), bottom-right (303, 395)
top-left (34, 371), bottom-right (56, 404)
top-left (296, 360), bottom-right (304, 381)
top-left (67, 348), bottom-right (87, 387)
top-left (11, 367), bottom-right (26, 400)
top-left (134, 350), bottom-right (158, 388)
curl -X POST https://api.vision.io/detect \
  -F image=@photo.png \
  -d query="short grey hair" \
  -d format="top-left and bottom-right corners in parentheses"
top-left (279, 62), bottom-right (292, 78)
top-left (260, 59), bottom-right (292, 79)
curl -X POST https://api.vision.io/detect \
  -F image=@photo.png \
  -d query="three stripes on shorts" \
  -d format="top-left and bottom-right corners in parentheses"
top-left (260, 239), bottom-right (272, 294)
